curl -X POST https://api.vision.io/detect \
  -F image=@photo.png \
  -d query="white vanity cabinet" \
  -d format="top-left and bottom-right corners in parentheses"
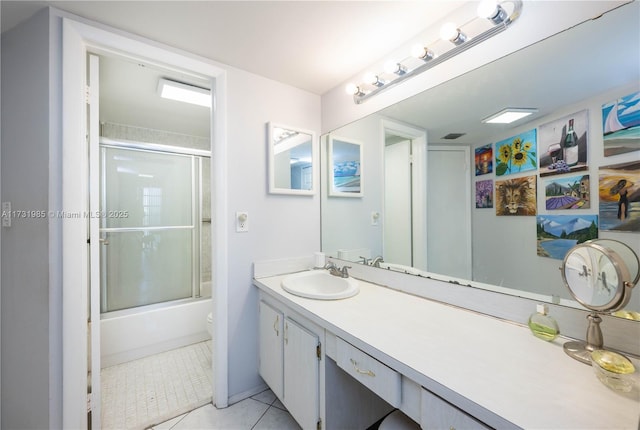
top-left (421, 388), bottom-right (491, 430)
top-left (258, 301), bottom-right (284, 399)
top-left (258, 300), bottom-right (321, 430)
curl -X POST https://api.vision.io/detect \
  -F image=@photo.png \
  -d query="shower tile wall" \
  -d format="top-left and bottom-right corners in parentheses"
top-left (101, 121), bottom-right (212, 290)
top-left (102, 121), bottom-right (210, 151)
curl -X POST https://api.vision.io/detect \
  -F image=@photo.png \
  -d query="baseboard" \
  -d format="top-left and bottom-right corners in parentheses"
top-left (225, 383), bottom-right (269, 407)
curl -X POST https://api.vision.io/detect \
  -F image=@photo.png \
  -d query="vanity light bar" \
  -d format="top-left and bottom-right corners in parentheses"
top-left (347, 0), bottom-right (523, 104)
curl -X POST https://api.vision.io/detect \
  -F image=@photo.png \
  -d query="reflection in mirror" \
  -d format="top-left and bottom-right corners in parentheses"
top-left (328, 136), bottom-right (363, 197)
top-left (320, 2), bottom-right (640, 318)
top-left (268, 122), bottom-right (316, 195)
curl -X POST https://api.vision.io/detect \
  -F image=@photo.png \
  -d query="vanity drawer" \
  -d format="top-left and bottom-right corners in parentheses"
top-left (336, 337), bottom-right (401, 407)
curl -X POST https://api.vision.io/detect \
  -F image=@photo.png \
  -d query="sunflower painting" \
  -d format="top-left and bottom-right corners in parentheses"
top-left (495, 129), bottom-right (537, 176)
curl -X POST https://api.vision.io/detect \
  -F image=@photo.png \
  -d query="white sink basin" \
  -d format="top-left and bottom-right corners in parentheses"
top-left (281, 270), bottom-right (359, 300)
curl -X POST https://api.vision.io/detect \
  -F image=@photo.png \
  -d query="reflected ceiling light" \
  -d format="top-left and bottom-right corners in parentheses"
top-left (477, 0), bottom-right (509, 25)
top-left (411, 45), bottom-right (435, 62)
top-left (482, 108), bottom-right (538, 124)
top-left (440, 22), bottom-right (467, 46)
top-left (157, 78), bottom-right (211, 108)
top-left (348, 0), bottom-right (523, 104)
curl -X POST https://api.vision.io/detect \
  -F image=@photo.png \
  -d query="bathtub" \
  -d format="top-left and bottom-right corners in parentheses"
top-left (100, 293), bottom-right (213, 368)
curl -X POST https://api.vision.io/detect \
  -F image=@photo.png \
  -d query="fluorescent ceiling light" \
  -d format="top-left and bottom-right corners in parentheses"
top-left (482, 108), bottom-right (538, 124)
top-left (157, 78), bottom-right (211, 108)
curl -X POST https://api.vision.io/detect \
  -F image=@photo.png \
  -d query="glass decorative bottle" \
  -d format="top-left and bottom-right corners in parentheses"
top-left (528, 304), bottom-right (560, 341)
top-left (563, 118), bottom-right (579, 167)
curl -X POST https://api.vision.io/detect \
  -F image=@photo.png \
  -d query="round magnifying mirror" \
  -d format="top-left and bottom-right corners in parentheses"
top-left (561, 239), bottom-right (638, 364)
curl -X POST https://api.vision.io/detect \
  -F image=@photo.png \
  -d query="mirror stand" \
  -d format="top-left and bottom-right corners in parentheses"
top-left (563, 312), bottom-right (604, 365)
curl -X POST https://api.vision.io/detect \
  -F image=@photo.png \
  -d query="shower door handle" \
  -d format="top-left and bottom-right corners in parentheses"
top-left (99, 237), bottom-right (109, 245)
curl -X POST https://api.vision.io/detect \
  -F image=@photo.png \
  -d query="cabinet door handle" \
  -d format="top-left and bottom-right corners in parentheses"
top-left (284, 322), bottom-right (289, 345)
top-left (350, 358), bottom-right (375, 377)
top-left (273, 315), bottom-right (279, 336)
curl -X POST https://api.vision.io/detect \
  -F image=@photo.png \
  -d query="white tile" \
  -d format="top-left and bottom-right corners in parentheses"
top-left (152, 412), bottom-right (188, 429)
top-left (251, 389), bottom-right (276, 406)
top-left (271, 398), bottom-right (286, 411)
top-left (254, 407), bottom-right (301, 430)
top-left (170, 399), bottom-right (269, 429)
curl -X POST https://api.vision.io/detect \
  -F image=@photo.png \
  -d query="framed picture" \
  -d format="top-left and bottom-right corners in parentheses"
top-left (602, 91), bottom-right (640, 156)
top-left (537, 214), bottom-right (598, 259)
top-left (495, 129), bottom-right (537, 176)
top-left (475, 144), bottom-right (493, 176)
top-left (543, 174), bottom-right (590, 210)
top-left (476, 179), bottom-right (493, 208)
top-left (539, 110), bottom-right (588, 177)
top-left (328, 136), bottom-right (363, 197)
top-left (599, 160), bottom-right (639, 232)
top-left (495, 175), bottom-right (537, 216)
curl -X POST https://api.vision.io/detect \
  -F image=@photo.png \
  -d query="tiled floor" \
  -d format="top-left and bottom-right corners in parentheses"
top-left (151, 388), bottom-right (301, 430)
top-left (101, 341), bottom-right (213, 430)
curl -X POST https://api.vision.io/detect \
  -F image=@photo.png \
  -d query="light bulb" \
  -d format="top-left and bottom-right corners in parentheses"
top-left (440, 22), bottom-right (459, 41)
top-left (384, 60), bottom-right (407, 76)
top-left (477, 0), bottom-right (498, 18)
top-left (411, 44), bottom-right (434, 61)
top-left (440, 22), bottom-right (467, 45)
top-left (477, 0), bottom-right (507, 24)
top-left (345, 83), bottom-right (359, 95)
top-left (364, 73), bottom-right (384, 87)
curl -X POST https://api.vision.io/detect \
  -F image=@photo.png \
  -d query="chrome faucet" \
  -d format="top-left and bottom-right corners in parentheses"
top-left (324, 261), bottom-right (351, 278)
top-left (371, 256), bottom-right (384, 268)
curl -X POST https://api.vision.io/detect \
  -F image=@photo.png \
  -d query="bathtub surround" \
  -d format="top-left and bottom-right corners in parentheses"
top-left (101, 299), bottom-right (212, 368)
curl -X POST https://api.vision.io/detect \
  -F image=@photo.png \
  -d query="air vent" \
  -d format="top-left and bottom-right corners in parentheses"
top-left (442, 133), bottom-right (466, 140)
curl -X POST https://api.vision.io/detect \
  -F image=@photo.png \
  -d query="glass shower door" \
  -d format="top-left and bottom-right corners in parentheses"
top-left (100, 146), bottom-right (196, 313)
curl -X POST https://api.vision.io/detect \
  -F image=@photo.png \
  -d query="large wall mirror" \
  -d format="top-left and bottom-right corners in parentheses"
top-left (321, 2), bottom-right (640, 318)
top-left (268, 122), bottom-right (317, 195)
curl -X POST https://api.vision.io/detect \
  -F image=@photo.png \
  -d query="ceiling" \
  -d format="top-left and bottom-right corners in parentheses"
top-left (0, 1), bottom-right (464, 95)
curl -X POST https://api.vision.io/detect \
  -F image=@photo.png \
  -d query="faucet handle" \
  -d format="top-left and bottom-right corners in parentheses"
top-left (324, 261), bottom-right (337, 270)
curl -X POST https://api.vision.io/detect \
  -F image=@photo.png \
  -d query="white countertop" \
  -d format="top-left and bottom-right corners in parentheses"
top-left (254, 272), bottom-right (640, 430)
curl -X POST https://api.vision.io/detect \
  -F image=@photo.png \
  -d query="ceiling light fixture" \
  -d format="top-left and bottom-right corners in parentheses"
top-left (347, 0), bottom-right (523, 104)
top-left (482, 108), bottom-right (538, 124)
top-left (157, 78), bottom-right (211, 108)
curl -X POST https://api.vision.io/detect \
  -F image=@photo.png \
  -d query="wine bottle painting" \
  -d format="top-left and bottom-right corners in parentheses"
top-left (602, 91), bottom-right (640, 157)
top-left (539, 110), bottom-right (589, 177)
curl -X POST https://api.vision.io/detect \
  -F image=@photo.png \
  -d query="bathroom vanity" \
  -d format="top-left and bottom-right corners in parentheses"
top-left (254, 260), bottom-right (640, 430)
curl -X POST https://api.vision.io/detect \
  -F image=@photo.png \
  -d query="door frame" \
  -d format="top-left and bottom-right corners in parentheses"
top-left (380, 119), bottom-right (428, 270)
top-left (62, 17), bottom-right (228, 428)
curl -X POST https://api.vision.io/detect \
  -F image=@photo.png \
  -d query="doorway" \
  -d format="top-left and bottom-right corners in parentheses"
top-left (381, 120), bottom-right (428, 271)
top-left (62, 18), bottom-right (228, 429)
top-left (427, 146), bottom-right (472, 280)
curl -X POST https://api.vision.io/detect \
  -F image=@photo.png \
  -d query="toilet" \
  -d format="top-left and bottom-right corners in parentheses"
top-left (206, 312), bottom-right (213, 338)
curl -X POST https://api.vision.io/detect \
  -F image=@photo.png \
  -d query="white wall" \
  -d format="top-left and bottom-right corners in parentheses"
top-left (1, 8), bottom-right (60, 429)
top-left (225, 67), bottom-right (320, 400)
top-left (321, 114), bottom-right (383, 259)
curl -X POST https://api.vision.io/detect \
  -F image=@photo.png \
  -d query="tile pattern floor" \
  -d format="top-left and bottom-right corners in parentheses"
top-left (151, 389), bottom-right (301, 430)
top-left (101, 341), bottom-right (213, 430)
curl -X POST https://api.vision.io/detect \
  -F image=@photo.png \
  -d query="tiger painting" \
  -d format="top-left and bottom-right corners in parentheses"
top-left (496, 176), bottom-right (537, 216)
